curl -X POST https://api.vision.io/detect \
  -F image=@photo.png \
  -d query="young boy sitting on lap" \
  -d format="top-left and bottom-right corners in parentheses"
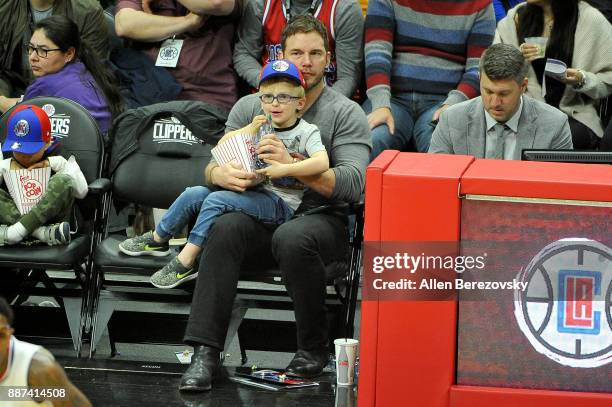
top-left (119, 60), bottom-right (329, 289)
top-left (0, 104), bottom-right (88, 246)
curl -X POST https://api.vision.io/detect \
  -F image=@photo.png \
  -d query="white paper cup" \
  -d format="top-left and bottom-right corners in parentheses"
top-left (524, 37), bottom-right (547, 59)
top-left (334, 338), bottom-right (359, 386)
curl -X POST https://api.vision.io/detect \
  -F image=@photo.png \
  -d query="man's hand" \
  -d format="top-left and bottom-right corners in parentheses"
top-left (185, 12), bottom-right (205, 32)
top-left (256, 160), bottom-right (289, 179)
top-left (431, 104), bottom-right (449, 123)
top-left (27, 160), bottom-right (49, 170)
top-left (367, 107), bottom-right (395, 134)
top-left (142, 0), bottom-right (153, 14)
top-left (563, 68), bottom-right (584, 87)
top-left (256, 134), bottom-right (292, 164)
top-left (211, 161), bottom-right (259, 192)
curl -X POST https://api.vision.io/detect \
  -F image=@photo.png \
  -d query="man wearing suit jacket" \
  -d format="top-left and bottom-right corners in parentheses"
top-left (429, 44), bottom-right (573, 159)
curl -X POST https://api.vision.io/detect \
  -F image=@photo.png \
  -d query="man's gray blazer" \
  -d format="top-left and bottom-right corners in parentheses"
top-left (428, 95), bottom-right (573, 159)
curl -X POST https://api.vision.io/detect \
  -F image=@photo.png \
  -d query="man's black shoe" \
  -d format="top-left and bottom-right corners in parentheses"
top-left (179, 345), bottom-right (221, 391)
top-left (285, 348), bottom-right (329, 378)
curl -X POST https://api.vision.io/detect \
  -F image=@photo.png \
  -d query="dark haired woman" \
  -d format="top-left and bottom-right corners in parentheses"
top-left (0, 15), bottom-right (122, 135)
top-left (494, 0), bottom-right (612, 149)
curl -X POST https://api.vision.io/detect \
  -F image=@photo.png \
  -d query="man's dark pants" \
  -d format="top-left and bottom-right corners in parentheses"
top-left (183, 211), bottom-right (348, 351)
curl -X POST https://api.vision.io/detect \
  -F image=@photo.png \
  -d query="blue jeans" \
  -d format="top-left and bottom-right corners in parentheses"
top-left (156, 186), bottom-right (294, 247)
top-left (363, 92), bottom-right (446, 160)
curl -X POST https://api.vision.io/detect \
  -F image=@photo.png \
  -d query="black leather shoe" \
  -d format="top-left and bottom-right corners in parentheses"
top-left (179, 345), bottom-right (221, 392)
top-left (285, 348), bottom-right (329, 378)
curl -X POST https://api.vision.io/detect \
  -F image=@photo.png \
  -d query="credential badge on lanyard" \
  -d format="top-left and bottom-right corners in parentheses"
top-left (156, 35), bottom-right (184, 68)
top-left (282, 0), bottom-right (323, 22)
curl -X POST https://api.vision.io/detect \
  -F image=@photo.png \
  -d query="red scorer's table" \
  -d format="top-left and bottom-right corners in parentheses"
top-left (358, 151), bottom-right (612, 407)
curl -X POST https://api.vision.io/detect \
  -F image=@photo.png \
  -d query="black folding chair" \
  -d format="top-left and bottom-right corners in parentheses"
top-left (88, 109), bottom-right (213, 357)
top-left (0, 96), bottom-right (109, 356)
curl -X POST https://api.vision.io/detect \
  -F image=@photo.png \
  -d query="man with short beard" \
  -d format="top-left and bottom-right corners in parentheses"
top-left (178, 14), bottom-right (371, 392)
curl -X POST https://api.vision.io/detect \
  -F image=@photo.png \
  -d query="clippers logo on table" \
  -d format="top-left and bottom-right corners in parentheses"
top-left (514, 239), bottom-right (612, 368)
top-left (152, 117), bottom-right (200, 146)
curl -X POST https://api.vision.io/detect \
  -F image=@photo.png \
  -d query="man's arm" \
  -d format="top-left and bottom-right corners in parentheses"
top-left (177, 0), bottom-right (236, 15)
top-left (28, 349), bottom-right (92, 407)
top-left (428, 109), bottom-right (454, 154)
top-left (330, 0), bottom-right (364, 98)
top-left (550, 115), bottom-right (574, 150)
top-left (79, 4), bottom-right (109, 58)
top-left (443, 3), bottom-right (496, 106)
top-left (115, 6), bottom-right (203, 42)
top-left (233, 0), bottom-right (266, 88)
top-left (298, 103), bottom-right (370, 202)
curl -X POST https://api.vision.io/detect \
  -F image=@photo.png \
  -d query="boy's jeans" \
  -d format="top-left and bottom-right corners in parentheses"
top-left (156, 186), bottom-right (294, 247)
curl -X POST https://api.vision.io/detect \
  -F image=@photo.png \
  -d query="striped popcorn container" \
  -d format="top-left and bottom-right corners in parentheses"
top-left (4, 167), bottom-right (52, 215)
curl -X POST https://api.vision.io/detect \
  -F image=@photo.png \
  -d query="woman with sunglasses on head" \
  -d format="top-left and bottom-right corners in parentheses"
top-left (0, 15), bottom-right (121, 135)
top-left (494, 0), bottom-right (612, 149)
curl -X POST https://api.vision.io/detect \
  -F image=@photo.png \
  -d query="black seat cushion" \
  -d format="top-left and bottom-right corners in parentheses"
top-left (94, 234), bottom-right (177, 275)
top-left (0, 235), bottom-right (90, 268)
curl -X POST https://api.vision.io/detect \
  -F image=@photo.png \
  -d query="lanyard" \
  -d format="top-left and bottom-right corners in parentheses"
top-left (282, 0), bottom-right (322, 22)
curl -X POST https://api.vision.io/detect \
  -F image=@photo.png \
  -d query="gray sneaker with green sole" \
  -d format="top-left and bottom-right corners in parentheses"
top-left (150, 257), bottom-right (198, 289)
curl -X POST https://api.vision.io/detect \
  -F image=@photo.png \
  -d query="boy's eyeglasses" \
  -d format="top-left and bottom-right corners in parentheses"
top-left (26, 44), bottom-right (62, 59)
top-left (259, 94), bottom-right (300, 104)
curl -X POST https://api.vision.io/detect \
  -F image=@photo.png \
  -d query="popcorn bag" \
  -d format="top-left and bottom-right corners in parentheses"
top-left (4, 166), bottom-right (52, 215)
top-left (211, 133), bottom-right (258, 173)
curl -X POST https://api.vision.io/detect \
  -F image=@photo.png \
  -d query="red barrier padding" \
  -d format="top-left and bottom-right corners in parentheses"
top-left (461, 159), bottom-right (612, 202)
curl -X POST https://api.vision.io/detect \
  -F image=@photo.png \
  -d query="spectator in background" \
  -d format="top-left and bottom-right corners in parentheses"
top-left (429, 44), bottom-right (573, 158)
top-left (495, 0), bottom-right (612, 149)
top-left (0, 16), bottom-right (122, 136)
top-left (364, 0), bottom-right (495, 160)
top-left (0, 0), bottom-right (108, 102)
top-left (233, 0), bottom-right (364, 99)
top-left (493, 0), bottom-right (524, 23)
top-left (114, 0), bottom-right (241, 134)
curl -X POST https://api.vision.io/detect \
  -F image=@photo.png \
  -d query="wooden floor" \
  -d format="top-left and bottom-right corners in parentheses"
top-left (61, 358), bottom-right (354, 407)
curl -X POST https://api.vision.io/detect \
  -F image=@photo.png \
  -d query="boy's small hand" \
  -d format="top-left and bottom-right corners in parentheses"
top-left (249, 115), bottom-right (268, 133)
top-left (27, 160), bottom-right (49, 170)
top-left (257, 134), bottom-right (292, 164)
top-left (256, 160), bottom-right (289, 178)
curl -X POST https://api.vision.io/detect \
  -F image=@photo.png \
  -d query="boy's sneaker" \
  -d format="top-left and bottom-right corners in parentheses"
top-left (38, 222), bottom-right (71, 246)
top-left (119, 231), bottom-right (171, 257)
top-left (150, 257), bottom-right (198, 289)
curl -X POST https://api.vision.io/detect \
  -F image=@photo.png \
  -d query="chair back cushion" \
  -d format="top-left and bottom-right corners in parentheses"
top-left (111, 112), bottom-right (212, 209)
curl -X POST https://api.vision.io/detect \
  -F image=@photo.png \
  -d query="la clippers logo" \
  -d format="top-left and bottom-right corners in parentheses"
top-left (558, 270), bottom-right (601, 335)
top-left (514, 239), bottom-right (611, 368)
top-left (14, 119), bottom-right (29, 137)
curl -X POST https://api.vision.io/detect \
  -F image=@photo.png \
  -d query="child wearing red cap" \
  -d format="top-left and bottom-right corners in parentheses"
top-left (119, 60), bottom-right (330, 289)
top-left (0, 104), bottom-right (88, 246)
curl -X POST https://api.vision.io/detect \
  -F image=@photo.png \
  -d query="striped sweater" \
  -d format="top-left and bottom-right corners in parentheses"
top-left (365, 0), bottom-right (495, 110)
